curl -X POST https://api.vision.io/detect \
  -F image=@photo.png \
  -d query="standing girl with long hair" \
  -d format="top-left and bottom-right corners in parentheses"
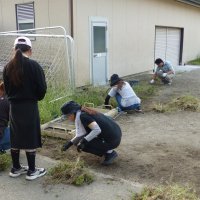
top-left (3, 37), bottom-right (47, 180)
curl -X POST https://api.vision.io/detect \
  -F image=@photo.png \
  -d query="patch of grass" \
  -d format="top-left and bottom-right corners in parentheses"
top-left (39, 82), bottom-right (157, 123)
top-left (187, 56), bottom-right (200, 65)
top-left (71, 86), bottom-right (108, 106)
top-left (39, 88), bottom-right (73, 124)
top-left (133, 82), bottom-right (157, 100)
top-left (46, 158), bottom-right (94, 186)
top-left (153, 95), bottom-right (200, 113)
top-left (39, 86), bottom-right (109, 124)
top-left (0, 153), bottom-right (11, 171)
top-left (132, 184), bottom-right (199, 200)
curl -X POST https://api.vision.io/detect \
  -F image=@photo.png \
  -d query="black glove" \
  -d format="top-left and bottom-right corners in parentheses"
top-left (61, 141), bottom-right (73, 151)
top-left (104, 95), bottom-right (111, 109)
top-left (77, 138), bottom-right (88, 152)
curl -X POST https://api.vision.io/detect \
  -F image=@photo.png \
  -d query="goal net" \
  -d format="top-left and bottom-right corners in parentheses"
top-left (0, 26), bottom-right (75, 122)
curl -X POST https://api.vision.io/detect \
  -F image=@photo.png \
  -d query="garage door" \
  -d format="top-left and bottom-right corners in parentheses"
top-left (155, 27), bottom-right (181, 66)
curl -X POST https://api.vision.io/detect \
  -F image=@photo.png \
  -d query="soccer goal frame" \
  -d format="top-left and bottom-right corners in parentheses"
top-left (0, 26), bottom-right (75, 102)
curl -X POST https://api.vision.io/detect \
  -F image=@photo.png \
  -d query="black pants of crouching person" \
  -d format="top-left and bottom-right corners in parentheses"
top-left (82, 136), bottom-right (121, 157)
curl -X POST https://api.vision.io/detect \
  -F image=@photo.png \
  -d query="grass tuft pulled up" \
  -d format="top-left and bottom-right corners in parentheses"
top-left (46, 157), bottom-right (94, 186)
top-left (132, 184), bottom-right (199, 200)
top-left (153, 95), bottom-right (200, 113)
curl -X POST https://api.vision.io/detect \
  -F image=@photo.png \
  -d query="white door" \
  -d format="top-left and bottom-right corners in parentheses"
top-left (91, 20), bottom-right (108, 85)
top-left (155, 27), bottom-right (181, 67)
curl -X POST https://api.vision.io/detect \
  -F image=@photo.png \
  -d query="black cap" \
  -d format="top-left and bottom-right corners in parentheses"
top-left (110, 74), bottom-right (122, 86)
top-left (155, 58), bottom-right (163, 65)
top-left (61, 101), bottom-right (81, 115)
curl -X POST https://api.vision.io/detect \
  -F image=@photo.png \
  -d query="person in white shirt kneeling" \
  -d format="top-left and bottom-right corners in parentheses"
top-left (104, 74), bottom-right (142, 113)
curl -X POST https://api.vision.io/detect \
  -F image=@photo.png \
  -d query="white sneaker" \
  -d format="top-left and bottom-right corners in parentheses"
top-left (9, 165), bottom-right (28, 178)
top-left (26, 168), bottom-right (46, 180)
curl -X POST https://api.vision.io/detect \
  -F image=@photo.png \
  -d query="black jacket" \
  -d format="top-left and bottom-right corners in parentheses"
top-left (3, 57), bottom-right (47, 102)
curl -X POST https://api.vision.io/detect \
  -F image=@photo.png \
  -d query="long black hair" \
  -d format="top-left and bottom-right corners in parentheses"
top-left (5, 41), bottom-right (31, 87)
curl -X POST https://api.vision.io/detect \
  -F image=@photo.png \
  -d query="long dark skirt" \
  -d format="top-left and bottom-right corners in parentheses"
top-left (10, 101), bottom-right (42, 149)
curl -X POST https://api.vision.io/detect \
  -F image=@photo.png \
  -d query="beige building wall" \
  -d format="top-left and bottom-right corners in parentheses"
top-left (0, 0), bottom-right (71, 34)
top-left (73, 0), bottom-right (200, 86)
top-left (0, 0), bottom-right (200, 86)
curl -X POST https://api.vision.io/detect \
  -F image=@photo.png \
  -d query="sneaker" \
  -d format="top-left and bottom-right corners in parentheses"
top-left (9, 165), bottom-right (28, 178)
top-left (134, 108), bottom-right (143, 113)
top-left (126, 108), bottom-right (143, 114)
top-left (102, 150), bottom-right (118, 166)
top-left (26, 168), bottom-right (46, 180)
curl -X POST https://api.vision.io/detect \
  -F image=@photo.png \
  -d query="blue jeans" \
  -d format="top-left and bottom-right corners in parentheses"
top-left (0, 127), bottom-right (11, 150)
top-left (115, 94), bottom-right (140, 111)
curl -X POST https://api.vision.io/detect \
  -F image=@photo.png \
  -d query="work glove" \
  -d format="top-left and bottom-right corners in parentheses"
top-left (150, 79), bottom-right (155, 84)
top-left (162, 73), bottom-right (167, 77)
top-left (61, 141), bottom-right (73, 151)
top-left (77, 138), bottom-right (88, 152)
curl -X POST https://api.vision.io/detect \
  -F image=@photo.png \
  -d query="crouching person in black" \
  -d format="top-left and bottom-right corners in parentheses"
top-left (61, 101), bottom-right (122, 165)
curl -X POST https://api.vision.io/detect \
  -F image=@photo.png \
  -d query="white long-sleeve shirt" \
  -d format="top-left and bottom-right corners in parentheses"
top-left (108, 81), bottom-right (141, 107)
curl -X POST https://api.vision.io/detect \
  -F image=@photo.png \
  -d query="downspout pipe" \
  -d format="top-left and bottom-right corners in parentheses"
top-left (70, 0), bottom-right (74, 38)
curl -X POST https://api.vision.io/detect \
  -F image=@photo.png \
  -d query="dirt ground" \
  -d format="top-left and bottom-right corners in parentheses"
top-left (39, 68), bottom-right (200, 194)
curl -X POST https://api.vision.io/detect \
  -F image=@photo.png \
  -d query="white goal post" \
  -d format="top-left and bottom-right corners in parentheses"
top-left (0, 26), bottom-right (75, 103)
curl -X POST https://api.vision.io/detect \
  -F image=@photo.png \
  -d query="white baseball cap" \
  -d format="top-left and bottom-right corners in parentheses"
top-left (14, 36), bottom-right (32, 48)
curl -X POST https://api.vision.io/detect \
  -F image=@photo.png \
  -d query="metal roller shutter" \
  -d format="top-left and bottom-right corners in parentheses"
top-left (166, 28), bottom-right (181, 66)
top-left (155, 27), bottom-right (181, 66)
top-left (154, 28), bottom-right (167, 63)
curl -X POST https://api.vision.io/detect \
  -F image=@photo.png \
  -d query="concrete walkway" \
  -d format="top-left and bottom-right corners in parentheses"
top-left (0, 153), bottom-right (143, 200)
top-left (174, 65), bottom-right (200, 72)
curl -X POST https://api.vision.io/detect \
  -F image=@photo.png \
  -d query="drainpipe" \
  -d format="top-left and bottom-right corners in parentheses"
top-left (70, 0), bottom-right (74, 37)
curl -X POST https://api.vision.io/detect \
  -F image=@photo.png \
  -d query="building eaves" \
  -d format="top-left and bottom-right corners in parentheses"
top-left (176, 0), bottom-right (200, 8)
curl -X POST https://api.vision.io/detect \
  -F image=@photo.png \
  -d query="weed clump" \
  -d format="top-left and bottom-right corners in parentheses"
top-left (132, 184), bottom-right (199, 200)
top-left (0, 153), bottom-right (11, 171)
top-left (152, 103), bottom-right (169, 113)
top-left (171, 96), bottom-right (200, 111)
top-left (153, 95), bottom-right (200, 113)
top-left (46, 158), bottom-right (94, 186)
